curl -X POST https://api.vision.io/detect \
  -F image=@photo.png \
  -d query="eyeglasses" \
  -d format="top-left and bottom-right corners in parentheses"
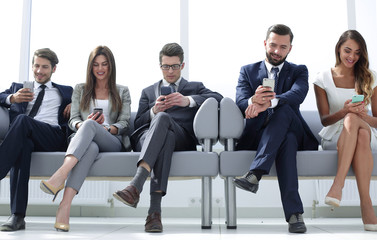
top-left (160, 64), bottom-right (182, 71)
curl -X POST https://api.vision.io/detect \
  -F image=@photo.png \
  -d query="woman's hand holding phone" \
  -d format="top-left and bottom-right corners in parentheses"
top-left (345, 95), bottom-right (366, 115)
top-left (88, 108), bottom-right (104, 124)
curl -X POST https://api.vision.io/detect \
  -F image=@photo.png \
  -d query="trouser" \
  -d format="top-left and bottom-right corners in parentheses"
top-left (0, 114), bottom-right (65, 216)
top-left (66, 120), bottom-right (122, 192)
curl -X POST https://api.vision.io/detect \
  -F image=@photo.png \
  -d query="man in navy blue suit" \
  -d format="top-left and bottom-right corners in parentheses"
top-left (233, 24), bottom-right (318, 233)
top-left (0, 48), bottom-right (73, 231)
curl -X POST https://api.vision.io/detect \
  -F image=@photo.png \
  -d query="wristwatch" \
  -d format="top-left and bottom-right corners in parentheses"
top-left (107, 126), bottom-right (111, 132)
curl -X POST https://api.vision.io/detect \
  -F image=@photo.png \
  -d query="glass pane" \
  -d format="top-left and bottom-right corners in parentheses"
top-left (30, 0), bottom-right (180, 110)
top-left (189, 0), bottom-right (348, 110)
top-left (0, 1), bottom-right (23, 91)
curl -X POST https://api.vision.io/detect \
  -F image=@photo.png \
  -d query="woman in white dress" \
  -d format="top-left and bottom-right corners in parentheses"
top-left (314, 30), bottom-right (377, 231)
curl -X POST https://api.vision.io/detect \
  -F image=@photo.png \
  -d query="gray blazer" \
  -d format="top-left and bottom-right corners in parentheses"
top-left (69, 83), bottom-right (131, 136)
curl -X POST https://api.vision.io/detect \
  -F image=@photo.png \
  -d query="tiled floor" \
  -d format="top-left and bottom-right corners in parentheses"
top-left (0, 216), bottom-right (375, 240)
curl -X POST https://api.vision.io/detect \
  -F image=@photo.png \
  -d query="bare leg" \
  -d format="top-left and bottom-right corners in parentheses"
top-left (352, 128), bottom-right (377, 224)
top-left (46, 155), bottom-right (79, 188)
top-left (327, 114), bottom-right (369, 201)
top-left (139, 160), bottom-right (151, 172)
top-left (56, 187), bottom-right (77, 225)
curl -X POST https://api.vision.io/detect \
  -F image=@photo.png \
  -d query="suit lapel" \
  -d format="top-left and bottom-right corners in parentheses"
top-left (177, 78), bottom-right (188, 92)
top-left (258, 62), bottom-right (268, 85)
top-left (276, 62), bottom-right (290, 94)
top-left (153, 81), bottom-right (162, 99)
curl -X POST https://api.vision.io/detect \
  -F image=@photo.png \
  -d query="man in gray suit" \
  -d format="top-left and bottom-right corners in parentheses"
top-left (113, 43), bottom-right (222, 232)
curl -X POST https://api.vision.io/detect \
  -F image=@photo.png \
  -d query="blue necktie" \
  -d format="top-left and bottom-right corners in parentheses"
top-left (266, 67), bottom-right (279, 120)
top-left (271, 67), bottom-right (279, 91)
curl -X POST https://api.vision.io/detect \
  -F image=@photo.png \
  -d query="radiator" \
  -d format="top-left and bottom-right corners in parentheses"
top-left (316, 179), bottom-right (377, 206)
top-left (0, 179), bottom-right (111, 206)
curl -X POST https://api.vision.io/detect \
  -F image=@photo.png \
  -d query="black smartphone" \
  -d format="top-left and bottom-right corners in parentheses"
top-left (161, 86), bottom-right (173, 95)
top-left (93, 108), bottom-right (103, 119)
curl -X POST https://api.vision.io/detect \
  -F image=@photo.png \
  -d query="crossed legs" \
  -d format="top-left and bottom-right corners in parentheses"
top-left (326, 113), bottom-right (377, 224)
top-left (41, 120), bottom-right (121, 229)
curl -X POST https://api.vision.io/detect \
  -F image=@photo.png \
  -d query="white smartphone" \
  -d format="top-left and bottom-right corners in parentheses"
top-left (23, 81), bottom-right (34, 93)
top-left (263, 78), bottom-right (275, 92)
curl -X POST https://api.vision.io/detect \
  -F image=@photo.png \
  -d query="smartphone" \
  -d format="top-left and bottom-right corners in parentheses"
top-left (93, 107), bottom-right (103, 119)
top-left (161, 86), bottom-right (173, 96)
top-left (351, 95), bottom-right (364, 103)
top-left (263, 78), bottom-right (275, 92)
top-left (23, 81), bottom-right (34, 93)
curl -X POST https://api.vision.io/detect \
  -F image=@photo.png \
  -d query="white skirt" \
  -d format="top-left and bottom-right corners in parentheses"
top-left (321, 125), bottom-right (377, 151)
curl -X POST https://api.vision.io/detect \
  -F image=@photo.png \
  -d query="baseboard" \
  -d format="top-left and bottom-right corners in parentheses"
top-left (0, 204), bottom-right (374, 219)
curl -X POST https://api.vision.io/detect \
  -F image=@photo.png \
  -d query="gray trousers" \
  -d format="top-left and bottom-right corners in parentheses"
top-left (135, 112), bottom-right (195, 195)
top-left (66, 120), bottom-right (122, 192)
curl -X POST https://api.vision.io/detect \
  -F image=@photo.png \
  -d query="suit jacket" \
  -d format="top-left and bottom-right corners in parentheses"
top-left (0, 81), bottom-right (73, 141)
top-left (236, 61), bottom-right (318, 150)
top-left (69, 83), bottom-right (131, 136)
top-left (133, 78), bottom-right (223, 144)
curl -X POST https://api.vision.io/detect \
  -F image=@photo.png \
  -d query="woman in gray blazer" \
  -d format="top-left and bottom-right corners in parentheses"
top-left (40, 46), bottom-right (131, 232)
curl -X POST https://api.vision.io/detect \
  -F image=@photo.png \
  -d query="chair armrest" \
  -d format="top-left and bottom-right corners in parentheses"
top-left (0, 106), bottom-right (10, 140)
top-left (193, 97), bottom-right (219, 146)
top-left (219, 97), bottom-right (244, 144)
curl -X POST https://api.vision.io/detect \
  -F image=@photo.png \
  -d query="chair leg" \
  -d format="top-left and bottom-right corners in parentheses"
top-left (201, 176), bottom-right (212, 229)
top-left (225, 176), bottom-right (237, 229)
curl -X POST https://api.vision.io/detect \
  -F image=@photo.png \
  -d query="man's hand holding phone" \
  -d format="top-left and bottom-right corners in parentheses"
top-left (10, 88), bottom-right (34, 104)
top-left (252, 84), bottom-right (276, 105)
top-left (245, 84), bottom-right (276, 118)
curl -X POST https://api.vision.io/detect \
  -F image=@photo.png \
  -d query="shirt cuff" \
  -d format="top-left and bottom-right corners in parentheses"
top-left (248, 96), bottom-right (253, 105)
top-left (188, 96), bottom-right (196, 107)
top-left (150, 108), bottom-right (156, 119)
top-left (269, 98), bottom-right (279, 108)
top-left (6, 95), bottom-right (12, 105)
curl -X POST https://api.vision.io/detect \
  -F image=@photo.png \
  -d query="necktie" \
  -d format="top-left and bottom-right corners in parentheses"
top-left (169, 83), bottom-right (176, 92)
top-left (271, 67), bottom-right (279, 91)
top-left (266, 67), bottom-right (279, 120)
top-left (28, 85), bottom-right (46, 118)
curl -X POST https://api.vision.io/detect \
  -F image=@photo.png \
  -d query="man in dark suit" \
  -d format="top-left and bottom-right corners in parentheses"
top-left (233, 24), bottom-right (318, 233)
top-left (0, 48), bottom-right (73, 231)
top-left (113, 43), bottom-right (222, 232)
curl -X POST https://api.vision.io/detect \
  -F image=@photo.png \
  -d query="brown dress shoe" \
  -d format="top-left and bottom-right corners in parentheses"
top-left (145, 212), bottom-right (163, 232)
top-left (113, 185), bottom-right (140, 208)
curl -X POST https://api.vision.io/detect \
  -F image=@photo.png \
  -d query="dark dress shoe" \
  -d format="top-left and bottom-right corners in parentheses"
top-left (0, 214), bottom-right (25, 231)
top-left (113, 185), bottom-right (140, 208)
top-left (145, 212), bottom-right (163, 232)
top-left (233, 171), bottom-right (259, 193)
top-left (288, 213), bottom-right (307, 233)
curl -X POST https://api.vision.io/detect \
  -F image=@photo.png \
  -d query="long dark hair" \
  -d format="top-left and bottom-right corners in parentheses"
top-left (80, 46), bottom-right (122, 112)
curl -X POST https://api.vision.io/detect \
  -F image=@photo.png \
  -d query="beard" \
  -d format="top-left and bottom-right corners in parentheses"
top-left (265, 52), bottom-right (288, 66)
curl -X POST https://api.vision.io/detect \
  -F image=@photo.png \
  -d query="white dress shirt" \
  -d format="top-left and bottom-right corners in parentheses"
top-left (6, 81), bottom-right (62, 126)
